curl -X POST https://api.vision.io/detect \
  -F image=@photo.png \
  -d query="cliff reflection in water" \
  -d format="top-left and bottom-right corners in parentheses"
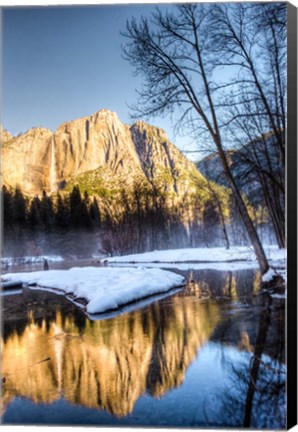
top-left (1, 294), bottom-right (220, 417)
top-left (184, 268), bottom-right (261, 301)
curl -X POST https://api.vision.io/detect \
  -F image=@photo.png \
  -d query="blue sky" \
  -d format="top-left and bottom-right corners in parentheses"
top-left (2, 5), bottom-right (152, 132)
top-left (2, 4), bottom-right (201, 158)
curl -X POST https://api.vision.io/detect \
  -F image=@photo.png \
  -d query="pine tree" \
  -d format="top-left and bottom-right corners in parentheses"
top-left (54, 193), bottom-right (69, 230)
top-left (82, 203), bottom-right (91, 229)
top-left (40, 190), bottom-right (54, 231)
top-left (69, 185), bottom-right (90, 228)
top-left (69, 185), bottom-right (81, 228)
top-left (2, 185), bottom-right (13, 230)
top-left (12, 186), bottom-right (27, 227)
top-left (27, 196), bottom-right (42, 230)
top-left (83, 190), bottom-right (90, 206)
top-left (82, 190), bottom-right (92, 229)
top-left (89, 197), bottom-right (101, 228)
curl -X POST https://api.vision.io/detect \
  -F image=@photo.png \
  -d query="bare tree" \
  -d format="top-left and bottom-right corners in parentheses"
top-left (122, 4), bottom-right (269, 274)
top-left (211, 3), bottom-right (286, 160)
top-left (210, 3), bottom-right (285, 248)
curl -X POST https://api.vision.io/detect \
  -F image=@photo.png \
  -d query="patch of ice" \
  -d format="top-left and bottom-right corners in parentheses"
top-left (103, 245), bottom-right (286, 266)
top-left (1, 255), bottom-right (64, 266)
top-left (108, 261), bottom-right (260, 271)
top-left (43, 255), bottom-right (64, 262)
top-left (3, 267), bottom-right (184, 315)
top-left (270, 293), bottom-right (286, 299)
top-left (0, 289), bottom-right (23, 297)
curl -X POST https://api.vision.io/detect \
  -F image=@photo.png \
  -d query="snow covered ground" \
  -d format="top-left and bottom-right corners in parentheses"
top-left (1, 255), bottom-right (64, 267)
top-left (3, 267), bottom-right (184, 315)
top-left (108, 261), bottom-right (262, 271)
top-left (2, 245), bottom-right (286, 316)
top-left (103, 245), bottom-right (287, 286)
top-left (102, 245), bottom-right (286, 267)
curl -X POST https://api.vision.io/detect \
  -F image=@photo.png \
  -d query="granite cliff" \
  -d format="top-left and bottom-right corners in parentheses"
top-left (2, 109), bottom-right (205, 197)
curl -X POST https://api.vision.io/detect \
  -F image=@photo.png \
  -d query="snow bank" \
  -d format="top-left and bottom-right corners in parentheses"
top-left (262, 266), bottom-right (287, 286)
top-left (103, 245), bottom-right (286, 266)
top-left (3, 267), bottom-right (184, 315)
top-left (262, 267), bottom-right (278, 283)
top-left (108, 261), bottom-right (262, 271)
top-left (86, 288), bottom-right (182, 321)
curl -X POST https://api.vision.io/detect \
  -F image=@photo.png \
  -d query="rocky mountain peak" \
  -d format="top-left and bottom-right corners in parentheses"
top-left (2, 108), bottom-right (205, 197)
top-left (131, 121), bottom-right (167, 140)
top-left (55, 109), bottom-right (126, 146)
top-left (91, 109), bottom-right (120, 122)
top-left (0, 128), bottom-right (14, 144)
top-left (22, 126), bottom-right (53, 139)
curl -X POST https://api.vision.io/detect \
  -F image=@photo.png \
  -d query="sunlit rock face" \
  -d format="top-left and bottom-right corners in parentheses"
top-left (0, 127), bottom-right (14, 144)
top-left (1, 297), bottom-right (220, 417)
top-left (2, 109), bottom-right (205, 196)
top-left (52, 110), bottom-right (145, 186)
top-left (1, 271), bottom-right (285, 420)
top-left (2, 127), bottom-right (53, 195)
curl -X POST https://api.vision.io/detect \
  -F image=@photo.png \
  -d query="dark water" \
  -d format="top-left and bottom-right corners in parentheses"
top-left (1, 268), bottom-right (286, 428)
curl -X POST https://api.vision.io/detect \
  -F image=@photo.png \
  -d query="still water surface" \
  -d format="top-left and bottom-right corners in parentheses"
top-left (1, 268), bottom-right (286, 428)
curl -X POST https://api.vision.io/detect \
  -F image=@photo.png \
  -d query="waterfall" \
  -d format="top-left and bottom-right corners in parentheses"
top-left (50, 138), bottom-right (57, 193)
top-left (53, 320), bottom-right (64, 395)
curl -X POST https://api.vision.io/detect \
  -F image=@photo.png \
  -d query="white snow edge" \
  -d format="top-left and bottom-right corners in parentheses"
top-left (3, 266), bottom-right (184, 315)
top-left (262, 266), bottom-right (286, 284)
top-left (102, 245), bottom-right (286, 267)
top-left (262, 267), bottom-right (278, 283)
top-left (1, 255), bottom-right (64, 265)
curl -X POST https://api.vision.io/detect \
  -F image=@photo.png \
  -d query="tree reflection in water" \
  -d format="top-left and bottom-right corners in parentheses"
top-left (1, 269), bottom-right (286, 428)
top-left (207, 294), bottom-right (286, 429)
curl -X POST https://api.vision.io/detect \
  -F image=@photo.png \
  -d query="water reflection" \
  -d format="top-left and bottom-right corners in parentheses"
top-left (242, 306), bottom-right (286, 428)
top-left (211, 299), bottom-right (286, 428)
top-left (1, 294), bottom-right (220, 417)
top-left (1, 269), bottom-right (285, 428)
top-left (183, 269), bottom-right (261, 302)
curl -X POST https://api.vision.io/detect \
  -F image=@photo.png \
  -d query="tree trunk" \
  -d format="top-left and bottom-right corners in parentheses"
top-left (216, 143), bottom-right (269, 274)
top-left (243, 303), bottom-right (271, 426)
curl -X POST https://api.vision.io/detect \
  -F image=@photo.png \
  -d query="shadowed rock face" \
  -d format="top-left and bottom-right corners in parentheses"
top-left (130, 121), bottom-right (204, 195)
top-left (197, 133), bottom-right (285, 207)
top-left (2, 110), bottom-right (204, 196)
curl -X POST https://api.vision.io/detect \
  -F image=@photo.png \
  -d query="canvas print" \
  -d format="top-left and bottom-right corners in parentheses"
top-left (1, 1), bottom-right (291, 428)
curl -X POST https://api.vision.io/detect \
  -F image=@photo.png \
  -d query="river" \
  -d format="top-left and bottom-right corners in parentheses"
top-left (1, 266), bottom-right (286, 428)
